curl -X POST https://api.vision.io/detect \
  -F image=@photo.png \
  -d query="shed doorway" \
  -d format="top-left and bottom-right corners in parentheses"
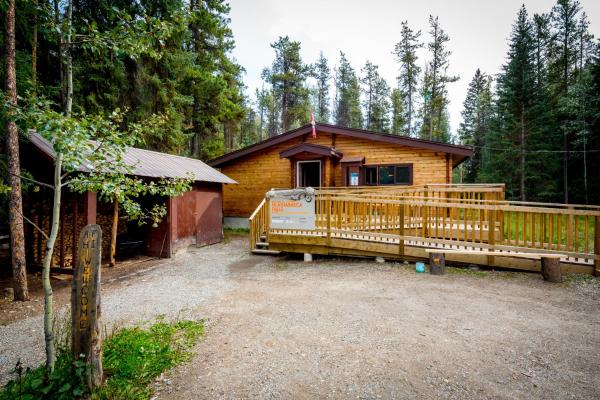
top-left (297, 160), bottom-right (321, 188)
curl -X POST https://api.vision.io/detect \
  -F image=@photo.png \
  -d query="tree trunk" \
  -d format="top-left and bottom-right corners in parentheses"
top-left (42, 152), bottom-right (63, 373)
top-left (520, 105), bottom-right (526, 201)
top-left (53, 0), bottom-right (65, 110)
top-left (65, 0), bottom-right (73, 115)
top-left (32, 0), bottom-right (38, 92)
top-left (109, 200), bottom-right (118, 268)
top-left (4, 0), bottom-right (29, 302)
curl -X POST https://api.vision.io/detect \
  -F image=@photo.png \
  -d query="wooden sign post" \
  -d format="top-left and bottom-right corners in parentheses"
top-left (71, 224), bottom-right (103, 389)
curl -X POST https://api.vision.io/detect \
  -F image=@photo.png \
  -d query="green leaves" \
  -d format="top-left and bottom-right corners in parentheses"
top-left (24, 99), bottom-right (191, 226)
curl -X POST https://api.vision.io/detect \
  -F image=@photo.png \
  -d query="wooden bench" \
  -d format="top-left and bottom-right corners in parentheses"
top-left (424, 249), bottom-right (565, 282)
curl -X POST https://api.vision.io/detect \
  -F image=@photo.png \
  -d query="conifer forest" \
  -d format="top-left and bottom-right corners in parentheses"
top-left (1, 0), bottom-right (600, 204)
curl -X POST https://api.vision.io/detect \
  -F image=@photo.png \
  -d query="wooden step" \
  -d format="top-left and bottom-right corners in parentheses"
top-left (252, 249), bottom-right (282, 256)
top-left (255, 242), bottom-right (270, 247)
top-left (259, 235), bottom-right (267, 241)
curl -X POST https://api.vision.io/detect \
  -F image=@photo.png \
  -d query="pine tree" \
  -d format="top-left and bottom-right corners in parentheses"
top-left (264, 36), bottom-right (310, 132)
top-left (458, 69), bottom-right (492, 183)
top-left (393, 21), bottom-right (422, 136)
top-left (390, 88), bottom-right (405, 135)
top-left (549, 0), bottom-right (581, 203)
top-left (334, 52), bottom-right (362, 128)
top-left (532, 13), bottom-right (551, 89)
top-left (312, 52), bottom-right (331, 122)
top-left (420, 16), bottom-right (458, 142)
top-left (482, 6), bottom-right (538, 200)
top-left (361, 61), bottom-right (379, 129)
top-left (371, 75), bottom-right (391, 132)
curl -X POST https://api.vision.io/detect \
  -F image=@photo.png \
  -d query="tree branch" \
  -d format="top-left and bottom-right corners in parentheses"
top-left (5, 171), bottom-right (54, 190)
top-left (12, 206), bottom-right (49, 240)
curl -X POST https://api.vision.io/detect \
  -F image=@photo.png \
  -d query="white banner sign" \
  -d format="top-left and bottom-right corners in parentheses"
top-left (270, 196), bottom-right (316, 230)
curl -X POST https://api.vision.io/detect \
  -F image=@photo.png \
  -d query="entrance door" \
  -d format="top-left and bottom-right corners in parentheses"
top-left (195, 186), bottom-right (224, 247)
top-left (297, 160), bottom-right (321, 188)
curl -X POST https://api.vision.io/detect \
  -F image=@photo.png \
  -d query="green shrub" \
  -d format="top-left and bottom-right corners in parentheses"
top-left (1, 319), bottom-right (204, 400)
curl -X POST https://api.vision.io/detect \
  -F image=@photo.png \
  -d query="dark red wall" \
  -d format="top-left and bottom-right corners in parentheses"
top-left (147, 183), bottom-right (224, 257)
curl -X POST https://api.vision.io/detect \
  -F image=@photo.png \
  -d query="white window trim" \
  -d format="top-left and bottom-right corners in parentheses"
top-left (296, 160), bottom-right (322, 188)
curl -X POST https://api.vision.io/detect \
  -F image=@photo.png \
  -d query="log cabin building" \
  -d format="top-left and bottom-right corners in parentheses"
top-left (22, 132), bottom-right (236, 271)
top-left (209, 123), bottom-right (473, 227)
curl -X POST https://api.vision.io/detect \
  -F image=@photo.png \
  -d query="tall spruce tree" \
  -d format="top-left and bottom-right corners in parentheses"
top-left (421, 16), bottom-right (458, 142)
top-left (361, 61), bottom-right (378, 129)
top-left (458, 69), bottom-right (492, 183)
top-left (390, 88), bottom-right (405, 135)
top-left (263, 36), bottom-right (310, 132)
top-left (360, 61), bottom-right (391, 132)
top-left (482, 6), bottom-right (538, 200)
top-left (334, 52), bottom-right (362, 128)
top-left (393, 21), bottom-right (422, 136)
top-left (312, 51), bottom-right (331, 122)
top-left (549, 0), bottom-right (581, 203)
top-left (372, 75), bottom-right (391, 132)
top-left (532, 13), bottom-right (551, 89)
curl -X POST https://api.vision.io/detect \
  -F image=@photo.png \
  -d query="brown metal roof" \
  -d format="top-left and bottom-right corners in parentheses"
top-left (209, 123), bottom-right (473, 168)
top-left (279, 143), bottom-right (343, 159)
top-left (29, 131), bottom-right (236, 184)
top-left (340, 156), bottom-right (365, 163)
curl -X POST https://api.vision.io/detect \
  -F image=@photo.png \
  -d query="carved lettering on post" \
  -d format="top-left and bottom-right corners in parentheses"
top-left (71, 224), bottom-right (103, 389)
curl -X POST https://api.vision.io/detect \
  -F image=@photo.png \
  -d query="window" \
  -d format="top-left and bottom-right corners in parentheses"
top-left (379, 166), bottom-right (395, 185)
top-left (394, 166), bottom-right (411, 185)
top-left (364, 167), bottom-right (378, 185)
top-left (362, 164), bottom-right (412, 186)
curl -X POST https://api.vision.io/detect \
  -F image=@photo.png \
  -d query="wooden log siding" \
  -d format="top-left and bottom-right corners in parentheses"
top-left (219, 132), bottom-right (451, 217)
top-left (250, 188), bottom-right (600, 275)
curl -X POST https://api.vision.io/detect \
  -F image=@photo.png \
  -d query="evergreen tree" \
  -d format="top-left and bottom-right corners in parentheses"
top-left (360, 60), bottom-right (378, 129)
top-left (420, 16), bottom-right (458, 142)
top-left (334, 52), bottom-right (362, 128)
top-left (532, 13), bottom-right (551, 89)
top-left (263, 36), bottom-right (310, 132)
top-left (549, 0), bottom-right (581, 203)
top-left (390, 88), bottom-right (405, 135)
top-left (393, 21), bottom-right (422, 136)
top-left (371, 75), bottom-right (391, 132)
top-left (458, 69), bottom-right (492, 183)
top-left (312, 51), bottom-right (331, 122)
top-left (482, 6), bottom-right (549, 201)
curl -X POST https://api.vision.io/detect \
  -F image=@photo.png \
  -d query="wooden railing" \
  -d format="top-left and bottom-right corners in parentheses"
top-left (248, 198), bottom-right (268, 251)
top-left (250, 185), bottom-right (600, 275)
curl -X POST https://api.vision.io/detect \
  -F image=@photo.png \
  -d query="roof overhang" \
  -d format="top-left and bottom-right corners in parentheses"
top-left (209, 123), bottom-right (473, 168)
top-left (279, 143), bottom-right (343, 160)
top-left (28, 131), bottom-right (237, 185)
top-left (340, 156), bottom-right (365, 164)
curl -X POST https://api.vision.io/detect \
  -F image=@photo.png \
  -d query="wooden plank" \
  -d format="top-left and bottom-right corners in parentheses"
top-left (71, 224), bottom-right (103, 389)
top-left (423, 249), bottom-right (566, 259)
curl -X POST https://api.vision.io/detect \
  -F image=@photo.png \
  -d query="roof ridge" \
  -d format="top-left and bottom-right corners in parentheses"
top-left (209, 123), bottom-right (473, 168)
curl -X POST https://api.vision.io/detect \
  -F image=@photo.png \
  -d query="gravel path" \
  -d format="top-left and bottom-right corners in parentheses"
top-left (2, 235), bottom-right (600, 399)
top-left (0, 238), bottom-right (245, 385)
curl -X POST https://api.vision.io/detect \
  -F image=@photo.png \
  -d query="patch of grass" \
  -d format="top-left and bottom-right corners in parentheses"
top-left (1, 319), bottom-right (204, 400)
top-left (224, 227), bottom-right (249, 235)
top-left (223, 228), bottom-right (249, 243)
top-left (446, 266), bottom-right (489, 278)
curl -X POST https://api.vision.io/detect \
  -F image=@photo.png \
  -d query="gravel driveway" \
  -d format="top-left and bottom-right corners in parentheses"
top-left (2, 235), bottom-right (600, 399)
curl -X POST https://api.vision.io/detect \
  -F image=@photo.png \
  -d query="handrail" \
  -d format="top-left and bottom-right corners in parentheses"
top-left (249, 185), bottom-right (600, 275)
top-left (248, 198), bottom-right (267, 251)
top-left (249, 198), bottom-right (266, 221)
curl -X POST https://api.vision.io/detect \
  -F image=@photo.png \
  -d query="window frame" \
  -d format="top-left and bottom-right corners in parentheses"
top-left (361, 163), bottom-right (413, 186)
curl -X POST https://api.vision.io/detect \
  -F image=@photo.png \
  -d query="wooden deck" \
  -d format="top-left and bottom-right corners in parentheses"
top-left (249, 185), bottom-right (600, 275)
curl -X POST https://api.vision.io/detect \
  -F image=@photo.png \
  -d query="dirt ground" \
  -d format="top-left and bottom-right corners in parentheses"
top-left (2, 234), bottom-right (600, 399)
top-left (0, 256), bottom-right (164, 325)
